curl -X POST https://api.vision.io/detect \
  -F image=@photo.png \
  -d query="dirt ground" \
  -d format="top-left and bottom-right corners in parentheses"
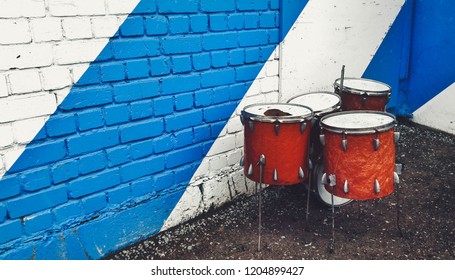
top-left (106, 119), bottom-right (455, 260)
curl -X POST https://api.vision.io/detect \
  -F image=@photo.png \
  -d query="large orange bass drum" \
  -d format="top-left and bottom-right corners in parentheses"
top-left (241, 103), bottom-right (313, 185)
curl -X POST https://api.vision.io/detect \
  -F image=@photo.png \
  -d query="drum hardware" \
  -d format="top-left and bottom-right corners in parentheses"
top-left (394, 132), bottom-right (401, 144)
top-left (239, 156), bottom-right (244, 166)
top-left (301, 122), bottom-right (307, 133)
top-left (394, 163), bottom-right (403, 236)
top-left (342, 132), bottom-right (348, 152)
top-left (240, 114), bottom-right (245, 125)
top-left (257, 154), bottom-right (265, 252)
top-left (361, 92), bottom-right (368, 107)
top-left (248, 120), bottom-right (254, 131)
top-left (329, 183), bottom-right (336, 254)
top-left (343, 180), bottom-right (349, 194)
top-left (328, 174), bottom-right (336, 186)
top-left (273, 168), bottom-right (278, 181)
top-left (247, 164), bottom-right (253, 176)
top-left (373, 130), bottom-right (380, 151)
top-left (319, 134), bottom-right (326, 146)
top-left (274, 121), bottom-right (280, 136)
top-left (305, 159), bottom-right (313, 226)
top-left (374, 179), bottom-right (381, 194)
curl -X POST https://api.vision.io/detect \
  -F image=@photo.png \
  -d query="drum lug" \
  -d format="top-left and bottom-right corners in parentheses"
top-left (300, 122), bottom-right (307, 134)
top-left (248, 120), bottom-right (254, 131)
top-left (361, 92), bottom-right (368, 107)
top-left (274, 121), bottom-right (280, 136)
top-left (239, 156), bottom-right (244, 166)
top-left (394, 132), bottom-right (401, 144)
top-left (342, 139), bottom-right (348, 152)
top-left (373, 130), bottom-right (380, 151)
top-left (240, 114), bottom-right (245, 125)
top-left (329, 174), bottom-right (336, 187)
top-left (343, 180), bottom-right (349, 194)
top-left (299, 166), bottom-right (305, 179)
top-left (319, 134), bottom-right (326, 146)
top-left (321, 173), bottom-right (328, 185)
top-left (248, 164), bottom-right (253, 176)
top-left (308, 159), bottom-right (313, 170)
top-left (394, 172), bottom-right (400, 184)
top-left (374, 179), bottom-right (381, 194)
top-left (273, 168), bottom-right (278, 182)
top-left (258, 154), bottom-right (266, 166)
top-left (342, 132), bottom-right (347, 152)
top-left (395, 163), bottom-right (403, 175)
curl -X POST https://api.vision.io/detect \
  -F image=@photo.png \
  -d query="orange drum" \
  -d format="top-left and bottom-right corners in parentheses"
top-left (287, 91), bottom-right (341, 161)
top-left (334, 78), bottom-right (391, 111)
top-left (320, 111), bottom-right (399, 200)
top-left (241, 103), bottom-right (313, 185)
top-left (287, 92), bottom-right (351, 207)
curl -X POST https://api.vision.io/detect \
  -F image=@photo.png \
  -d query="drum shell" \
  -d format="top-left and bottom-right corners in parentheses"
top-left (336, 89), bottom-right (389, 111)
top-left (322, 128), bottom-right (395, 200)
top-left (243, 119), bottom-right (311, 185)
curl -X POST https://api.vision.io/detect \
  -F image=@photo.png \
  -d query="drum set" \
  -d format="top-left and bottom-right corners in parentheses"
top-left (240, 66), bottom-right (403, 252)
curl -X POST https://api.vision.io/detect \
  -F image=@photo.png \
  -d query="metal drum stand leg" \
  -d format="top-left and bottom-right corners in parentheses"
top-left (329, 184), bottom-right (335, 253)
top-left (305, 159), bottom-right (313, 230)
top-left (257, 154), bottom-right (265, 252)
top-left (394, 164), bottom-right (403, 237)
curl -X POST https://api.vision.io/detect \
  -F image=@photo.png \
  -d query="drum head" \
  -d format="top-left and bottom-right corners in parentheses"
top-left (320, 111), bottom-right (396, 134)
top-left (242, 103), bottom-right (313, 123)
top-left (315, 163), bottom-right (352, 207)
top-left (334, 78), bottom-right (391, 96)
top-left (287, 92), bottom-right (341, 116)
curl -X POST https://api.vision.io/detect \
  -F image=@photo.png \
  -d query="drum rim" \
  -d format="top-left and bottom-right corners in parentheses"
top-left (320, 110), bottom-right (397, 134)
top-left (286, 91), bottom-right (341, 117)
top-left (334, 77), bottom-right (391, 96)
top-left (241, 103), bottom-right (314, 123)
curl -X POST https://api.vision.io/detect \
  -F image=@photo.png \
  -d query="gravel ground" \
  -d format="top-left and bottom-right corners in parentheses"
top-left (106, 120), bottom-right (455, 260)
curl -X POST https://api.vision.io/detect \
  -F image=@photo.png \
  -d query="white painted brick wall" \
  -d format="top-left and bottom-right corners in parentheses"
top-left (0, 19), bottom-right (32, 45)
top-left (106, 0), bottom-right (141, 15)
top-left (41, 66), bottom-right (72, 91)
top-left (12, 117), bottom-right (47, 144)
top-left (0, 125), bottom-right (14, 147)
top-left (48, 0), bottom-right (106, 17)
top-left (0, 93), bottom-right (56, 123)
top-left (91, 16), bottom-right (122, 38)
top-left (54, 39), bottom-right (108, 65)
top-left (30, 17), bottom-right (63, 42)
top-left (0, 0), bottom-right (46, 18)
top-left (62, 17), bottom-right (93, 39)
top-left (8, 69), bottom-right (42, 94)
top-left (0, 44), bottom-right (53, 71)
top-left (0, 75), bottom-right (8, 97)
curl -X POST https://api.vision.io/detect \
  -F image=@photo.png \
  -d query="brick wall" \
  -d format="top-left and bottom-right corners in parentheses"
top-left (0, 0), bottom-right (280, 259)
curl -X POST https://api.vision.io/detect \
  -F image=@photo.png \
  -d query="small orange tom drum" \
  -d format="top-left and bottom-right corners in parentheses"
top-left (320, 111), bottom-right (399, 200)
top-left (334, 78), bottom-right (391, 111)
top-left (241, 103), bottom-right (313, 185)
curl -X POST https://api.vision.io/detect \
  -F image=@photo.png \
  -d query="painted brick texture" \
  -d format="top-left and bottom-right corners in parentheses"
top-left (0, 0), bottom-right (280, 259)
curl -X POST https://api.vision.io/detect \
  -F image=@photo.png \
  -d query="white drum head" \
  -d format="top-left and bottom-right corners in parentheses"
top-left (242, 103), bottom-right (313, 123)
top-left (288, 92), bottom-right (341, 116)
top-left (321, 111), bottom-right (396, 134)
top-left (334, 78), bottom-right (391, 96)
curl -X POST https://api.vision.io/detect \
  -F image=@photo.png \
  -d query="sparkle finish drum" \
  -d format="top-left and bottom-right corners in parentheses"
top-left (241, 103), bottom-right (313, 185)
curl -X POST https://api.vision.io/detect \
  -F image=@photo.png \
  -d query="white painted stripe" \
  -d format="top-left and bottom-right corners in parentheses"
top-left (279, 0), bottom-right (405, 102)
top-left (412, 82), bottom-right (455, 135)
